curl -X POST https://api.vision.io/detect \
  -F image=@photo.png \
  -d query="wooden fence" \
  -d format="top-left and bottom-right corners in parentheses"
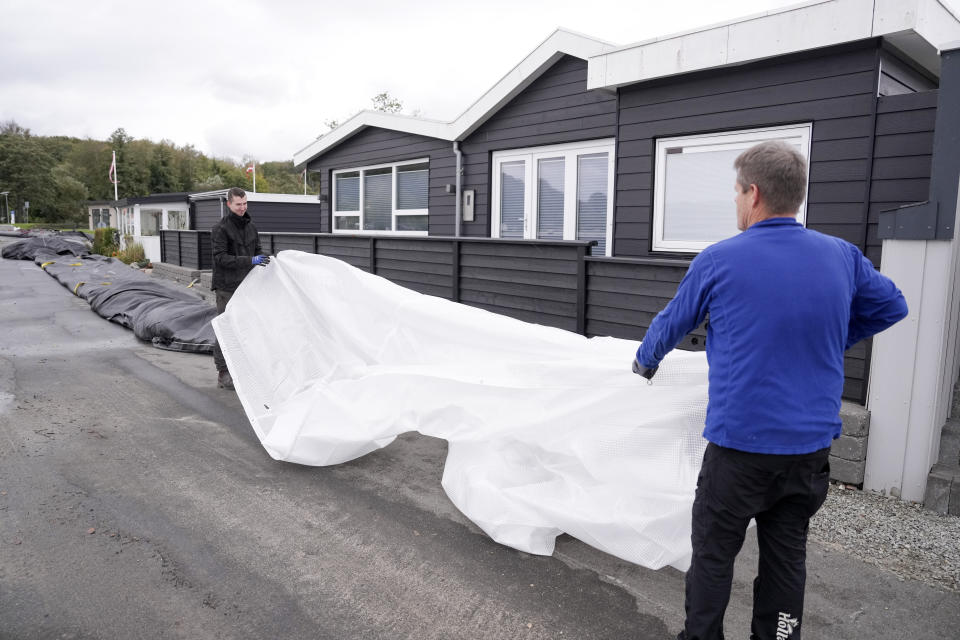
top-left (160, 229), bottom-right (866, 401)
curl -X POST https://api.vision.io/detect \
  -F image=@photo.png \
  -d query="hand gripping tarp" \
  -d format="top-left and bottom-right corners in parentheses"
top-left (214, 251), bottom-right (709, 570)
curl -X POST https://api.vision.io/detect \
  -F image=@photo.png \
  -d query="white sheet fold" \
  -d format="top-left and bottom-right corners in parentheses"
top-left (213, 250), bottom-right (708, 570)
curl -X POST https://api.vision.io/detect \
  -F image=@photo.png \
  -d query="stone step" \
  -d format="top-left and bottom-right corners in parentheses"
top-left (938, 418), bottom-right (960, 467)
top-left (923, 463), bottom-right (960, 515)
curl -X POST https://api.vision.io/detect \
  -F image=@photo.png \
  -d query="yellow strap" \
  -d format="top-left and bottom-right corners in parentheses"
top-left (69, 262), bottom-right (83, 267)
top-left (73, 281), bottom-right (85, 294)
top-left (40, 261), bottom-right (55, 269)
top-left (100, 282), bottom-right (111, 286)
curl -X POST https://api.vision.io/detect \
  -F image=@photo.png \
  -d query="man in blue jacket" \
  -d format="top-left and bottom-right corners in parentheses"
top-left (633, 141), bottom-right (908, 640)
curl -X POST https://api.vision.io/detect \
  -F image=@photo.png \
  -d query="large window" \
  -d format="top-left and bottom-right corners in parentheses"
top-left (332, 159), bottom-right (429, 234)
top-left (653, 124), bottom-right (812, 253)
top-left (491, 140), bottom-right (615, 256)
top-left (167, 210), bottom-right (188, 230)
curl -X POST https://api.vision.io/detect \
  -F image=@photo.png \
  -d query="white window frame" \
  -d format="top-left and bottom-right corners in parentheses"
top-left (652, 124), bottom-right (812, 253)
top-left (332, 158), bottom-right (429, 235)
top-left (491, 139), bottom-right (615, 256)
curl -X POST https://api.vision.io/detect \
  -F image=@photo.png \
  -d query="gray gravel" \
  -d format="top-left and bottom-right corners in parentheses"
top-left (810, 483), bottom-right (960, 592)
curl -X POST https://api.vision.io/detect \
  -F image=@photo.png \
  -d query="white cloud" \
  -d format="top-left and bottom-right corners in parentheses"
top-left (1, 0), bottom-right (956, 163)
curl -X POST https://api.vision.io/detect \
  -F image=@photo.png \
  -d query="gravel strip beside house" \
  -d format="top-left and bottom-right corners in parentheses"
top-left (811, 484), bottom-right (960, 592)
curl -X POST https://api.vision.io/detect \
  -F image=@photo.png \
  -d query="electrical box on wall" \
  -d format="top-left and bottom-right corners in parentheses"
top-left (463, 189), bottom-right (475, 222)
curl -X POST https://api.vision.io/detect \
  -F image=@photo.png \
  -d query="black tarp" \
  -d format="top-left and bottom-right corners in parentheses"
top-left (2, 234), bottom-right (90, 259)
top-left (30, 252), bottom-right (217, 353)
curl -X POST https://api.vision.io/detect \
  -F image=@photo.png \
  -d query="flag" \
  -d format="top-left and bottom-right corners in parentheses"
top-left (108, 154), bottom-right (117, 184)
top-left (245, 163), bottom-right (254, 174)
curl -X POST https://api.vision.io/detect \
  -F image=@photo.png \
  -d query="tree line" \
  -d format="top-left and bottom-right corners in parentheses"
top-left (0, 121), bottom-right (317, 224)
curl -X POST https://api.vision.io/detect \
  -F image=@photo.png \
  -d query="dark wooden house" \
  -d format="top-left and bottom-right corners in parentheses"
top-left (284, 0), bottom-right (960, 504)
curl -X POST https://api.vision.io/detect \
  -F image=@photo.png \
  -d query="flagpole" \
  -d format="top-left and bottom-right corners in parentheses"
top-left (253, 162), bottom-right (256, 193)
top-left (303, 168), bottom-right (307, 195)
top-left (112, 150), bottom-right (118, 201)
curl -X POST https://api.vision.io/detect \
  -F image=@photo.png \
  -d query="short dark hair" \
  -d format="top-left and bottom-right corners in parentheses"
top-left (734, 141), bottom-right (807, 215)
top-left (226, 187), bottom-right (246, 203)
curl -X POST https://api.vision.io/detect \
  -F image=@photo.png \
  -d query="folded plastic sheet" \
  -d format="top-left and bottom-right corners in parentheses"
top-left (214, 251), bottom-right (710, 570)
top-left (34, 253), bottom-right (217, 353)
top-left (1, 234), bottom-right (90, 260)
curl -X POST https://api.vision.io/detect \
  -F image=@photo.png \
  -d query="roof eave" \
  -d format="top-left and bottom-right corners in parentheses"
top-left (586, 0), bottom-right (960, 90)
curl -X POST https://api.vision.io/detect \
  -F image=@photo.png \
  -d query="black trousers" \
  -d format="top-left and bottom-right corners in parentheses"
top-left (212, 289), bottom-right (234, 372)
top-left (681, 442), bottom-right (830, 640)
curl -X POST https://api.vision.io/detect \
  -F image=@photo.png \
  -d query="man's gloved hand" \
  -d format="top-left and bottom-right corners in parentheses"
top-left (631, 358), bottom-right (658, 381)
top-left (252, 255), bottom-right (271, 266)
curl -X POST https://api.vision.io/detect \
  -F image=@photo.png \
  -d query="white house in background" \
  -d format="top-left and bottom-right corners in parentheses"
top-left (86, 200), bottom-right (117, 229)
top-left (115, 193), bottom-right (191, 262)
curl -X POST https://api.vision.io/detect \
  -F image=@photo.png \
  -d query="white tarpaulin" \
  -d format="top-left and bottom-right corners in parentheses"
top-left (213, 250), bottom-right (709, 571)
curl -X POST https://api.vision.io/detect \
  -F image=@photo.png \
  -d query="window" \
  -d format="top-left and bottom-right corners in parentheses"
top-left (491, 140), bottom-right (614, 256)
top-left (653, 124), bottom-right (812, 253)
top-left (141, 209), bottom-right (161, 236)
top-left (168, 210), bottom-right (187, 230)
top-left (332, 159), bottom-right (429, 234)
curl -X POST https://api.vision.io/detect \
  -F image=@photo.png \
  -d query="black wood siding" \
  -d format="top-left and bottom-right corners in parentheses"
top-left (866, 90), bottom-right (938, 265)
top-left (458, 241), bottom-right (584, 332)
top-left (459, 55), bottom-right (619, 237)
top-left (879, 48), bottom-right (937, 96)
top-left (306, 128), bottom-right (456, 235)
top-left (375, 238), bottom-right (454, 299)
top-left (616, 42), bottom-right (883, 259)
top-left (585, 257), bottom-right (705, 349)
top-left (194, 199), bottom-right (321, 234)
top-left (160, 231), bottom-right (211, 270)
top-left (194, 199), bottom-right (223, 232)
top-left (247, 202), bottom-right (322, 233)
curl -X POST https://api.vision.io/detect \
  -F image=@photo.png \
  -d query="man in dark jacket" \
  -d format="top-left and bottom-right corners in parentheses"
top-left (211, 187), bottom-right (270, 390)
top-left (633, 141), bottom-right (908, 640)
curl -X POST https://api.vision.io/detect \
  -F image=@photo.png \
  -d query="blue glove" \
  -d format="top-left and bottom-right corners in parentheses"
top-left (251, 255), bottom-right (271, 266)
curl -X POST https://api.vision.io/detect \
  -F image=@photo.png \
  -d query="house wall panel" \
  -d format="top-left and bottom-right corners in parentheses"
top-left (460, 55), bottom-right (618, 238)
top-left (193, 200), bottom-right (222, 232)
top-left (307, 127), bottom-right (456, 236)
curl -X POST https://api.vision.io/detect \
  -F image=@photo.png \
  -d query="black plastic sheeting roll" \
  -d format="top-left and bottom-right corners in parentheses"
top-left (30, 251), bottom-right (217, 353)
top-left (1, 234), bottom-right (91, 259)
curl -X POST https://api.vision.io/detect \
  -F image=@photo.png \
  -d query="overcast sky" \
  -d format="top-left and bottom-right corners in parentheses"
top-left (2, 0), bottom-right (957, 164)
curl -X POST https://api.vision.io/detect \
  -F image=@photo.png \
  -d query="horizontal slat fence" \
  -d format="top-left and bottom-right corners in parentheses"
top-left (159, 229), bottom-right (868, 402)
top-left (161, 230), bottom-right (211, 270)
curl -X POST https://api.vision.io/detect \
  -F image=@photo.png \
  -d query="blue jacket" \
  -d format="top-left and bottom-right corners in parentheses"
top-left (635, 218), bottom-right (908, 454)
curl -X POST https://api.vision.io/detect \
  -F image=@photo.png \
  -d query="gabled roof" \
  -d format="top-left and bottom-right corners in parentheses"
top-left (586, 0), bottom-right (960, 89)
top-left (292, 29), bottom-right (616, 166)
top-left (123, 192), bottom-right (192, 206)
top-left (293, 0), bottom-right (960, 167)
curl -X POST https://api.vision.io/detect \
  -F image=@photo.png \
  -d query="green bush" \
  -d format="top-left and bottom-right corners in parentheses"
top-left (117, 241), bottom-right (147, 266)
top-left (93, 227), bottom-right (118, 256)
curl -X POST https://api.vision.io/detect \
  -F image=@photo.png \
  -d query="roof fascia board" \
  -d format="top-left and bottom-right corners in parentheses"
top-left (292, 29), bottom-right (615, 166)
top-left (586, 0), bottom-right (960, 90)
top-left (293, 112), bottom-right (452, 166)
top-left (189, 188), bottom-right (318, 204)
top-left (246, 193), bottom-right (320, 204)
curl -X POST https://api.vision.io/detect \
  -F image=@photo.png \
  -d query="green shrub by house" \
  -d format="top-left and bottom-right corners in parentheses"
top-left (93, 228), bottom-right (118, 256)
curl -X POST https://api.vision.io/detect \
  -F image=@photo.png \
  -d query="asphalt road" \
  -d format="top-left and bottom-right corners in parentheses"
top-left (1, 240), bottom-right (958, 639)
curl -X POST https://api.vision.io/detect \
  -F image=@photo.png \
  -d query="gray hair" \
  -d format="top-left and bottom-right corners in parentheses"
top-left (734, 141), bottom-right (807, 215)
top-left (226, 187), bottom-right (246, 203)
